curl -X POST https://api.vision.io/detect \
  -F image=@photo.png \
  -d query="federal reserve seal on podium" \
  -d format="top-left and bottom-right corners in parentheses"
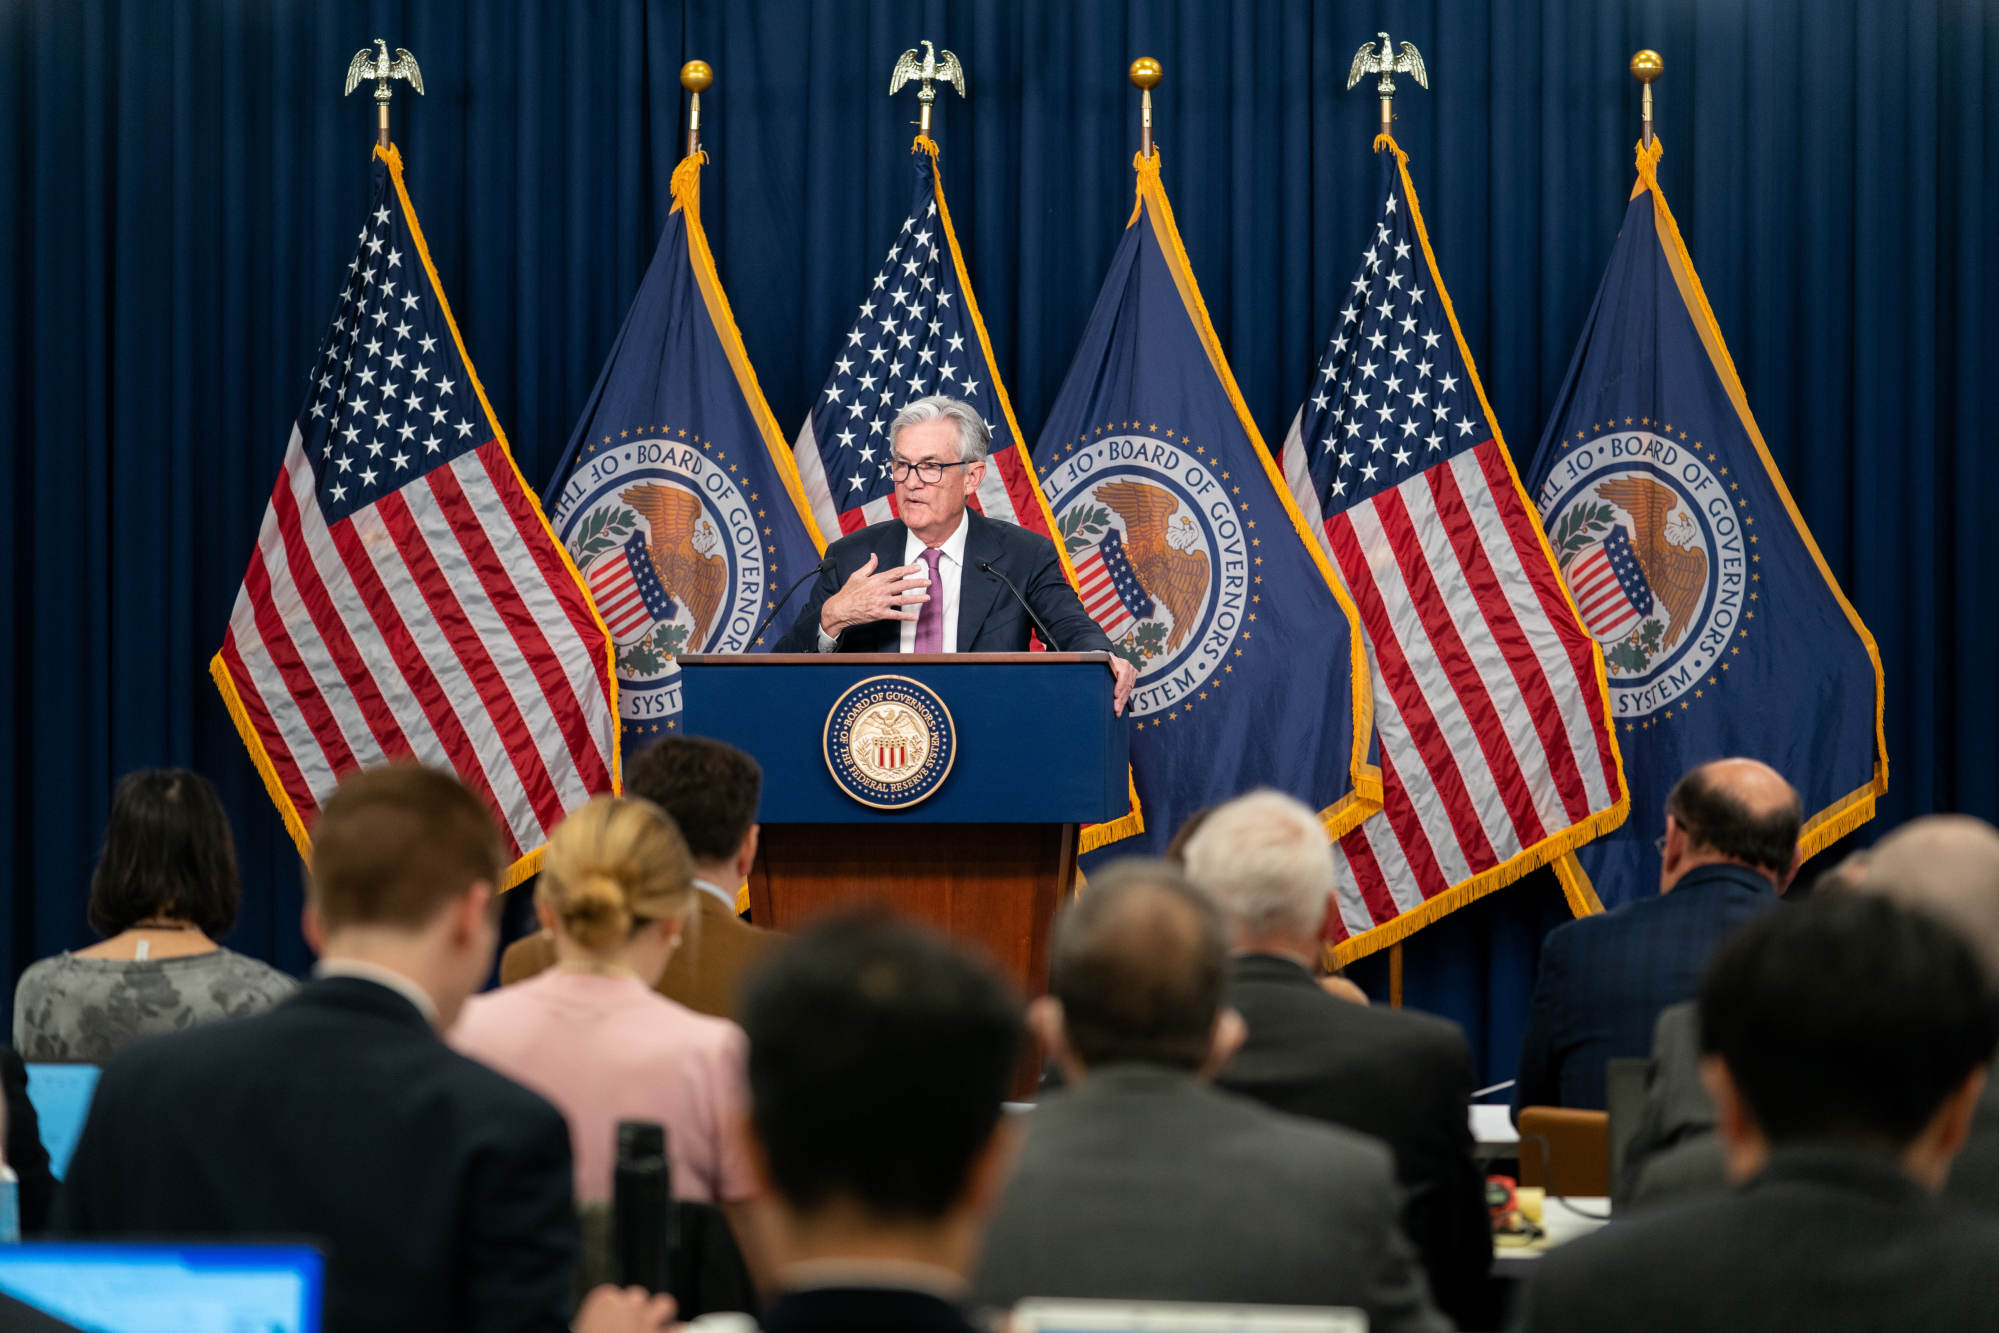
top-left (823, 676), bottom-right (957, 809)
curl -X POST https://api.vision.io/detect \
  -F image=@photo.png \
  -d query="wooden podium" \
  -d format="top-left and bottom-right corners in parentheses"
top-left (677, 652), bottom-right (1130, 1005)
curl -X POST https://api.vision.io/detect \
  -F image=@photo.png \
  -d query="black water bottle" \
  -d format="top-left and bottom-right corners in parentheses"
top-left (613, 1120), bottom-right (676, 1296)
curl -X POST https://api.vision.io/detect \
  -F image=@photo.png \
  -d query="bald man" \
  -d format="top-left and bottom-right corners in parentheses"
top-left (1628, 815), bottom-right (1999, 1210)
top-left (1515, 759), bottom-right (1803, 1114)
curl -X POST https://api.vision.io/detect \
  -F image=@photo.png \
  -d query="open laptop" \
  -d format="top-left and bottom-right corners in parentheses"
top-left (0, 1243), bottom-right (323, 1333)
top-left (23, 1064), bottom-right (102, 1180)
top-left (1012, 1300), bottom-right (1366, 1333)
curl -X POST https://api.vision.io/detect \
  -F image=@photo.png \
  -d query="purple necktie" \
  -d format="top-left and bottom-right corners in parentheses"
top-left (912, 547), bottom-right (945, 653)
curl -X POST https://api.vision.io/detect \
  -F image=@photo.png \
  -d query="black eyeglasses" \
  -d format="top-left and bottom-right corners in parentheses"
top-left (888, 457), bottom-right (974, 484)
top-left (1654, 817), bottom-right (1696, 857)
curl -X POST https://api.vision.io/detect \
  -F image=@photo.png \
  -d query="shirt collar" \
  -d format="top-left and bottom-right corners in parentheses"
top-left (777, 1257), bottom-right (967, 1300)
top-left (692, 876), bottom-right (739, 913)
top-left (903, 509), bottom-right (970, 567)
top-left (313, 958), bottom-right (441, 1026)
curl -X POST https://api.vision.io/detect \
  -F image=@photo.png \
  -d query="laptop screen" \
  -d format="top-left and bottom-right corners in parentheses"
top-left (0, 1243), bottom-right (322, 1333)
top-left (1011, 1300), bottom-right (1367, 1333)
top-left (23, 1064), bottom-right (101, 1180)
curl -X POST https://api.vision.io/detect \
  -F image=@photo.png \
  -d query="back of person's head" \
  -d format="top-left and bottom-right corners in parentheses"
top-left (623, 736), bottom-right (762, 865)
top-left (1699, 893), bottom-right (1999, 1152)
top-left (308, 765), bottom-right (504, 933)
top-left (537, 795), bottom-right (696, 952)
top-left (1666, 758), bottom-right (1804, 879)
top-left (1180, 789), bottom-right (1333, 941)
top-left (1859, 815), bottom-right (1999, 982)
top-left (89, 769), bottom-right (240, 939)
top-left (1048, 859), bottom-right (1228, 1071)
top-left (741, 913), bottom-right (1021, 1221)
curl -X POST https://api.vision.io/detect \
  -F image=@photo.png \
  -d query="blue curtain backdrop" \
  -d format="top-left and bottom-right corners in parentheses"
top-left (4, 0), bottom-right (1994, 1083)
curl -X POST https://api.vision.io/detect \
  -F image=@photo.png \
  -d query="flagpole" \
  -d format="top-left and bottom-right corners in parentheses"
top-left (681, 60), bottom-right (712, 157)
top-left (343, 39), bottom-right (424, 150)
top-left (1631, 50), bottom-right (1663, 148)
top-left (1130, 57), bottom-right (1162, 156)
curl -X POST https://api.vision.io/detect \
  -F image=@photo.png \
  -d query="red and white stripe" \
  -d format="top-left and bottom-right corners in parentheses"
top-left (218, 427), bottom-right (617, 863)
top-left (1281, 427), bottom-right (1622, 945)
top-left (796, 416), bottom-right (1055, 541)
top-left (587, 552), bottom-right (654, 641)
top-left (1565, 545), bottom-right (1641, 638)
top-left (1075, 550), bottom-right (1141, 642)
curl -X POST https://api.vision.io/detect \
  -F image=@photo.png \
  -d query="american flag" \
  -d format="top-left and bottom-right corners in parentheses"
top-left (210, 147), bottom-right (617, 878)
top-left (794, 139), bottom-right (1059, 542)
top-left (1282, 143), bottom-right (1624, 957)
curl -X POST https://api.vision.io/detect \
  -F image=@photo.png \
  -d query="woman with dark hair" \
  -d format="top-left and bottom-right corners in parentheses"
top-left (13, 769), bottom-right (295, 1062)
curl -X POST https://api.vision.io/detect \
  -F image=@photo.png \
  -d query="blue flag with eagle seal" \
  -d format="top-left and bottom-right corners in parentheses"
top-left (547, 153), bottom-right (826, 757)
top-left (1524, 139), bottom-right (1886, 911)
top-left (1033, 150), bottom-right (1381, 866)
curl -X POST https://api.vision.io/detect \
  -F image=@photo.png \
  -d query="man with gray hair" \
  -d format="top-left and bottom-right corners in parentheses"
top-left (973, 859), bottom-right (1449, 1332)
top-left (1183, 790), bottom-right (1492, 1329)
top-left (774, 395), bottom-right (1135, 713)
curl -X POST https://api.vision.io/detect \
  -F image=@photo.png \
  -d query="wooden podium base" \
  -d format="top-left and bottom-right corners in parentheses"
top-left (747, 822), bottom-right (1077, 1096)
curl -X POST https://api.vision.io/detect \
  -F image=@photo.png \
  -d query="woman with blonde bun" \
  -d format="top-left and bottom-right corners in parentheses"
top-left (451, 795), bottom-right (756, 1213)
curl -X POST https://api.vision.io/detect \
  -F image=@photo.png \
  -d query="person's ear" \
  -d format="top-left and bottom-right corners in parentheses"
top-left (458, 880), bottom-right (495, 946)
top-left (960, 1114), bottom-right (1025, 1218)
top-left (1200, 1007), bottom-right (1248, 1078)
top-left (1931, 1065), bottom-right (1987, 1164)
top-left (1777, 845), bottom-right (1805, 895)
top-left (301, 901), bottom-right (326, 957)
top-left (1028, 995), bottom-right (1083, 1082)
top-left (735, 825), bottom-right (760, 885)
top-left (1700, 1054), bottom-right (1769, 1184)
top-left (533, 894), bottom-right (559, 936)
top-left (965, 457), bottom-right (988, 490)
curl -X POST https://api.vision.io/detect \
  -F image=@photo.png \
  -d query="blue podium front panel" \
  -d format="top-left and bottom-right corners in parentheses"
top-left (678, 654), bottom-right (1128, 825)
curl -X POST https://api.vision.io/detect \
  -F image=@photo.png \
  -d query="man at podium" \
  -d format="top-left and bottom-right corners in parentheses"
top-left (776, 395), bottom-right (1137, 715)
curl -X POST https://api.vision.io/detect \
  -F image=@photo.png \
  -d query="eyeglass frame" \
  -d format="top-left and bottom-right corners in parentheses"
top-left (888, 455), bottom-right (977, 485)
top-left (1653, 813), bottom-right (1697, 857)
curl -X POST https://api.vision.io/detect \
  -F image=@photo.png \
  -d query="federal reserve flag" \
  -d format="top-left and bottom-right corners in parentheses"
top-left (794, 137), bottom-right (1063, 547)
top-left (212, 146), bottom-right (617, 885)
top-left (547, 153), bottom-right (826, 751)
top-left (1283, 138), bottom-right (1626, 961)
top-left (1035, 149), bottom-right (1380, 863)
top-left (1524, 139), bottom-right (1887, 910)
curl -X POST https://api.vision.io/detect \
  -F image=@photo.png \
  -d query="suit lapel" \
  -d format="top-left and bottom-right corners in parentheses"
top-left (954, 511), bottom-right (1003, 651)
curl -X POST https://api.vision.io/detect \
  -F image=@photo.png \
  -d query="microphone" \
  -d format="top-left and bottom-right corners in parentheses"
top-left (979, 559), bottom-right (1065, 652)
top-left (748, 556), bottom-right (832, 648)
top-left (612, 1120), bottom-right (676, 1297)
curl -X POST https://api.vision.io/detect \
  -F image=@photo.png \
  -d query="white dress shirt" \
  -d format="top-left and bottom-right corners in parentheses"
top-left (691, 876), bottom-right (739, 913)
top-left (817, 510), bottom-right (968, 652)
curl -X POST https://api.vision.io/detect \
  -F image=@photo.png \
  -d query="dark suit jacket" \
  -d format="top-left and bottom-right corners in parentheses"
top-left (54, 977), bottom-right (579, 1333)
top-left (1215, 954), bottom-right (1491, 1330)
top-left (1515, 863), bottom-right (1777, 1112)
top-left (501, 890), bottom-right (782, 1020)
top-left (2, 1045), bottom-right (56, 1233)
top-left (1509, 1147), bottom-right (1999, 1332)
top-left (771, 509), bottom-right (1114, 654)
top-left (1625, 1003), bottom-right (1999, 1216)
top-left (764, 1287), bottom-right (980, 1333)
top-left (973, 1064), bottom-right (1449, 1333)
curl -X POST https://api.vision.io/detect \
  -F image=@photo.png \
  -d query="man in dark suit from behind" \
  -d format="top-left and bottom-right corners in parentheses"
top-left (56, 765), bottom-right (669, 1333)
top-left (1511, 893), bottom-right (1999, 1332)
top-left (1183, 790), bottom-right (1492, 1330)
top-left (974, 861), bottom-right (1449, 1332)
top-left (738, 914), bottom-right (1022, 1333)
top-left (1627, 816), bottom-right (1999, 1212)
top-left (502, 736), bottom-right (782, 1018)
top-left (1515, 757), bottom-right (1801, 1113)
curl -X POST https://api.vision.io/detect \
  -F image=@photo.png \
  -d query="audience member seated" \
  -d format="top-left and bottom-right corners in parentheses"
top-left (739, 913), bottom-right (1022, 1333)
top-left (1628, 818), bottom-right (1999, 1212)
top-left (56, 765), bottom-right (665, 1333)
top-left (502, 738), bottom-right (781, 1019)
top-left (453, 794), bottom-right (755, 1224)
top-left (973, 860), bottom-right (1448, 1332)
top-left (0, 1046), bottom-right (54, 1234)
top-left (1184, 790), bottom-right (1492, 1330)
top-left (1510, 892), bottom-right (1999, 1332)
top-left (1515, 758), bottom-right (1800, 1113)
top-left (13, 769), bottom-right (294, 1062)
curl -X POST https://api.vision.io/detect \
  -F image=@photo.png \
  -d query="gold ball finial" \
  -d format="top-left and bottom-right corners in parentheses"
top-left (681, 60), bottom-right (713, 93)
top-left (1129, 57), bottom-right (1163, 90)
top-left (1629, 50), bottom-right (1663, 84)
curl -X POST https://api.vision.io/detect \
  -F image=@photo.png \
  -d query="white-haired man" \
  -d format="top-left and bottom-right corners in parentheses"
top-left (774, 395), bottom-right (1135, 714)
top-left (1182, 790), bottom-right (1493, 1330)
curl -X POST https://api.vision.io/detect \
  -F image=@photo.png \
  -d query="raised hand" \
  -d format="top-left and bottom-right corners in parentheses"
top-left (820, 553), bottom-right (932, 637)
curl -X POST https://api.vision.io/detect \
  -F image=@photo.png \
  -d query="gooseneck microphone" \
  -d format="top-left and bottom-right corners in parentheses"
top-left (979, 559), bottom-right (1065, 652)
top-left (748, 556), bottom-right (833, 648)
